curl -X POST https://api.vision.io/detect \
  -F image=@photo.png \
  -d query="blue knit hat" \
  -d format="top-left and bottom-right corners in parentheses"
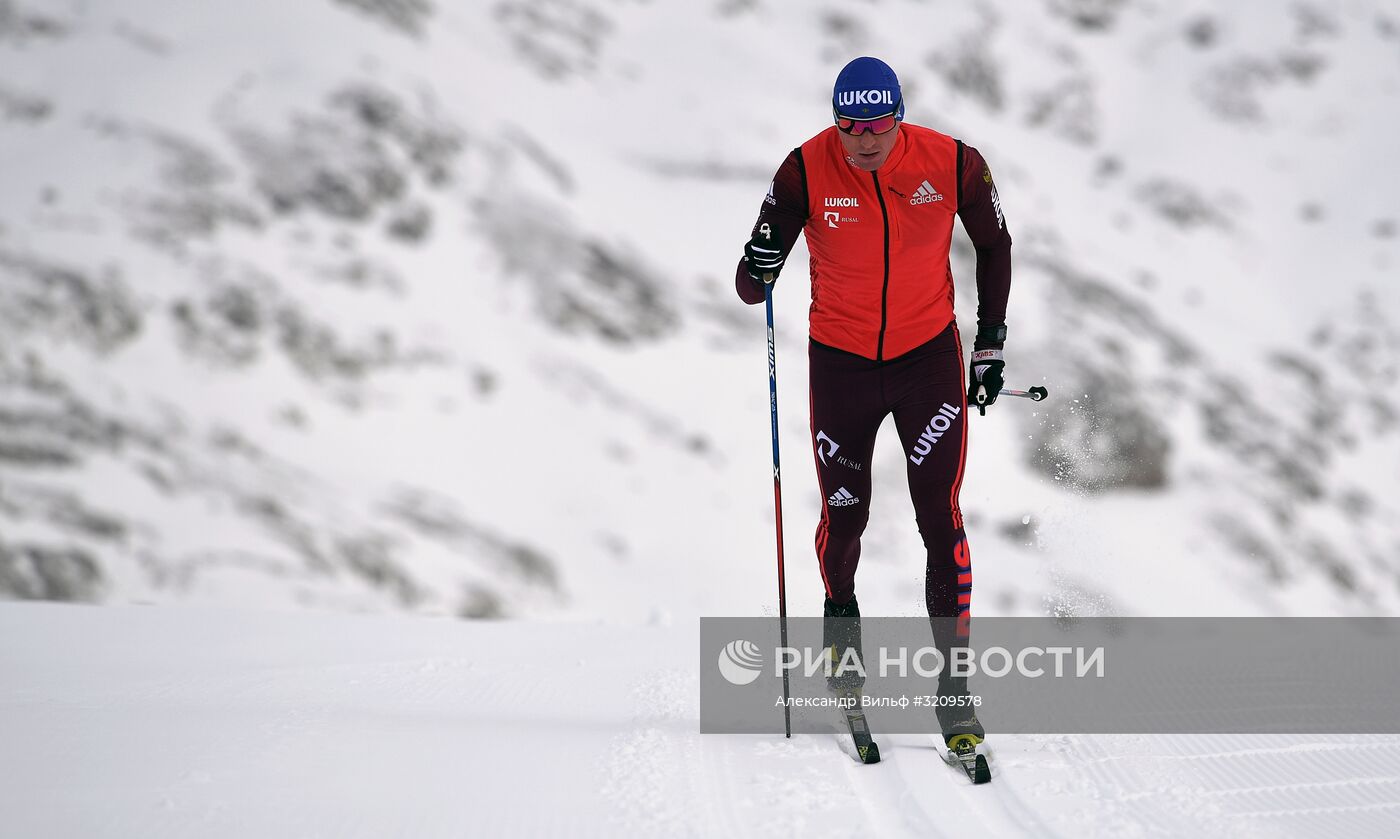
top-left (832, 56), bottom-right (904, 120)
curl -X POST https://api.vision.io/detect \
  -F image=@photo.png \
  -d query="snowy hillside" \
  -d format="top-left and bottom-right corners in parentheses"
top-left (4, 603), bottom-right (1400, 838)
top-left (2, 0), bottom-right (1399, 623)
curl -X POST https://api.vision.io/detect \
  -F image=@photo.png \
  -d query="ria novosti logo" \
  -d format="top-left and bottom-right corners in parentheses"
top-left (718, 639), bottom-right (1106, 684)
top-left (718, 639), bottom-right (764, 685)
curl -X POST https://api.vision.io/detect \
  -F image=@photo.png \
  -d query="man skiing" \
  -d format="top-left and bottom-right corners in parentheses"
top-left (735, 56), bottom-right (1011, 766)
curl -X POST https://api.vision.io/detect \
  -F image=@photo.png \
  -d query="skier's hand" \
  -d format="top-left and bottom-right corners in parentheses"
top-left (743, 222), bottom-right (784, 286)
top-left (967, 348), bottom-right (1004, 416)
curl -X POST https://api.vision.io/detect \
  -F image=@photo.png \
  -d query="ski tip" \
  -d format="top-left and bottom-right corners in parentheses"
top-left (973, 754), bottom-right (992, 784)
top-left (943, 734), bottom-right (992, 783)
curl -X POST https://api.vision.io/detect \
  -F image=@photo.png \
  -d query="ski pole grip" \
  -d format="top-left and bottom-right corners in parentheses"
top-left (758, 222), bottom-right (775, 284)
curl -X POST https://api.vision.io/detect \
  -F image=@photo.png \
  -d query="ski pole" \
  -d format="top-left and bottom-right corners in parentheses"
top-left (760, 223), bottom-right (792, 738)
top-left (998, 385), bottom-right (1049, 402)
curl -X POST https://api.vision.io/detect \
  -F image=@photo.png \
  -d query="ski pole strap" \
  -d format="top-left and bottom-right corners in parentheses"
top-left (975, 323), bottom-right (1006, 348)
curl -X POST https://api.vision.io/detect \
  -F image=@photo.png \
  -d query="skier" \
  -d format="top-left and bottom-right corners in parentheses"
top-left (735, 56), bottom-right (1012, 764)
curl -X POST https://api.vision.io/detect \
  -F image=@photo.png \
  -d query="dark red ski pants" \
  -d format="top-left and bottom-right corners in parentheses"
top-left (808, 324), bottom-right (972, 634)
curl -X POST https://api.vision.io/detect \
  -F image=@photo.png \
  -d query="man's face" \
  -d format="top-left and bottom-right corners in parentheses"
top-left (837, 120), bottom-right (900, 171)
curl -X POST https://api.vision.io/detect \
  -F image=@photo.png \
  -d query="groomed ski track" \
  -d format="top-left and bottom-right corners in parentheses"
top-left (2, 604), bottom-right (1398, 838)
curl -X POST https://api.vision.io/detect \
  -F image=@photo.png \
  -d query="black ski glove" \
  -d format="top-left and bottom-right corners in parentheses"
top-left (967, 325), bottom-right (1006, 415)
top-left (743, 222), bottom-right (784, 286)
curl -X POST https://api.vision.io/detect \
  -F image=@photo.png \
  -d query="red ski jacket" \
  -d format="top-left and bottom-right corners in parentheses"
top-left (736, 123), bottom-right (1012, 360)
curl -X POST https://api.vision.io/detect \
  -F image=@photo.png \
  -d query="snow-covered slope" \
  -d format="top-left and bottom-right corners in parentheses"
top-left (1, 0), bottom-right (1398, 621)
top-left (4, 602), bottom-right (1399, 838)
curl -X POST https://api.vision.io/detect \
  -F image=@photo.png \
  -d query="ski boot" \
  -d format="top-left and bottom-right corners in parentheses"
top-left (937, 702), bottom-right (990, 783)
top-left (824, 596), bottom-right (879, 764)
top-left (823, 595), bottom-right (865, 693)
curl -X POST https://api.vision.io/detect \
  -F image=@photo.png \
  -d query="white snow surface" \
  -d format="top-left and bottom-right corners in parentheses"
top-left (3, 603), bottom-right (1400, 839)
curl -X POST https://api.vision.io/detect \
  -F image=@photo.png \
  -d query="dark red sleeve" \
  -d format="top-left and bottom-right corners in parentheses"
top-left (956, 144), bottom-right (1013, 346)
top-left (735, 149), bottom-right (809, 304)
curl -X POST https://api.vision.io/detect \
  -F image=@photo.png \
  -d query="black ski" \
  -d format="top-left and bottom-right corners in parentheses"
top-left (835, 689), bottom-right (881, 764)
top-left (940, 734), bottom-right (991, 783)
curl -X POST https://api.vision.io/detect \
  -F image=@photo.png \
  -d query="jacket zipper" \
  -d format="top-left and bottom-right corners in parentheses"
top-left (872, 170), bottom-right (891, 361)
